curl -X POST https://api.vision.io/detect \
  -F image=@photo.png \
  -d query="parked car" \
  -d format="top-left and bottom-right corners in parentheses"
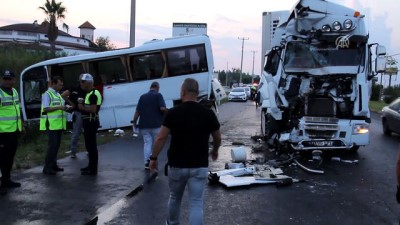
top-left (243, 87), bottom-right (251, 99)
top-left (381, 97), bottom-right (400, 135)
top-left (228, 87), bottom-right (247, 102)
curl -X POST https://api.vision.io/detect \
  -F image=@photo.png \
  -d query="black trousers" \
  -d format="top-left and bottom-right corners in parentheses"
top-left (83, 121), bottom-right (99, 170)
top-left (0, 132), bottom-right (19, 181)
top-left (44, 130), bottom-right (62, 169)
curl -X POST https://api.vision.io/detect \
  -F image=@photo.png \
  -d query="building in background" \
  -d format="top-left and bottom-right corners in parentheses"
top-left (172, 23), bottom-right (207, 37)
top-left (79, 21), bottom-right (96, 42)
top-left (0, 21), bottom-right (97, 55)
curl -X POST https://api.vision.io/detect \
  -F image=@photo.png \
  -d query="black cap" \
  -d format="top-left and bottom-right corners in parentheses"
top-left (2, 70), bottom-right (15, 78)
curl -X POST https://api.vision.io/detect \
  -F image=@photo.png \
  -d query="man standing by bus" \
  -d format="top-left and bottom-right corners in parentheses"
top-left (78, 73), bottom-right (102, 175)
top-left (68, 77), bottom-right (86, 159)
top-left (132, 81), bottom-right (167, 169)
top-left (41, 76), bottom-right (70, 175)
top-left (0, 70), bottom-right (22, 195)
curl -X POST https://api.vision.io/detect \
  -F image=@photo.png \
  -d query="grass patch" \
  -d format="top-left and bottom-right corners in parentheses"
top-left (13, 126), bottom-right (130, 170)
top-left (369, 100), bottom-right (387, 113)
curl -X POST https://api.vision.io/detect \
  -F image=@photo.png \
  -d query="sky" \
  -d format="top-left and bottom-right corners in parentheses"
top-left (1, 0), bottom-right (400, 85)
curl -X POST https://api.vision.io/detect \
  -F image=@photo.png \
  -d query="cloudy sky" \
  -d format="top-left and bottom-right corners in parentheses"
top-left (1, 0), bottom-right (399, 85)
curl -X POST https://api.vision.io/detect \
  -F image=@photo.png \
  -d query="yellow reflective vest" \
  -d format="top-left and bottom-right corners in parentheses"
top-left (40, 90), bottom-right (66, 130)
top-left (0, 88), bottom-right (22, 133)
top-left (82, 89), bottom-right (102, 122)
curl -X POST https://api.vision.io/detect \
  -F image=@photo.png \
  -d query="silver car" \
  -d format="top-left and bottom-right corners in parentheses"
top-left (381, 97), bottom-right (400, 135)
top-left (228, 87), bottom-right (247, 102)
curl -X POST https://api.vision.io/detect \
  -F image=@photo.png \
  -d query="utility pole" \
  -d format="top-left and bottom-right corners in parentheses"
top-left (251, 50), bottom-right (257, 77)
top-left (226, 61), bottom-right (229, 87)
top-left (238, 37), bottom-right (249, 84)
top-left (129, 0), bottom-right (136, 47)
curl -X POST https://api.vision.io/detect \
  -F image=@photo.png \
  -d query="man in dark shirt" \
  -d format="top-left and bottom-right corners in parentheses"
top-left (67, 81), bottom-right (86, 158)
top-left (78, 73), bottom-right (102, 175)
top-left (150, 78), bottom-right (221, 225)
top-left (132, 81), bottom-right (167, 169)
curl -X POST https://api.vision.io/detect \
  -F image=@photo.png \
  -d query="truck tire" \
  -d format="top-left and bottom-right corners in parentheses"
top-left (349, 146), bottom-right (360, 153)
top-left (382, 119), bottom-right (392, 136)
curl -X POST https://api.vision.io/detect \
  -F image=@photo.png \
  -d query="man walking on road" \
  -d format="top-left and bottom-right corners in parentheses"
top-left (150, 78), bottom-right (222, 225)
top-left (41, 76), bottom-right (71, 175)
top-left (78, 73), bottom-right (102, 175)
top-left (0, 70), bottom-right (23, 195)
top-left (132, 81), bottom-right (167, 169)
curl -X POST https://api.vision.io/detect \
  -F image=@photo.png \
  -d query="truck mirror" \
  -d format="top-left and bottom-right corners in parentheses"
top-left (375, 57), bottom-right (386, 73)
top-left (376, 45), bottom-right (386, 56)
top-left (264, 49), bottom-right (279, 76)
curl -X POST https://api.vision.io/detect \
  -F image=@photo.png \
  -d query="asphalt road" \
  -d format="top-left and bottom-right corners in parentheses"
top-left (1, 100), bottom-right (399, 225)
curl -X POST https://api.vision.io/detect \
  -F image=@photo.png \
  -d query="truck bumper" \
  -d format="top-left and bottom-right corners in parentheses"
top-left (288, 118), bottom-right (369, 151)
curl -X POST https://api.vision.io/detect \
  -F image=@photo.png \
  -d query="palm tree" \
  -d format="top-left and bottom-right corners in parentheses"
top-left (38, 0), bottom-right (69, 56)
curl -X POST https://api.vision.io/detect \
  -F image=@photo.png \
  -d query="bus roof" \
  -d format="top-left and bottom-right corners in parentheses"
top-left (21, 34), bottom-right (212, 73)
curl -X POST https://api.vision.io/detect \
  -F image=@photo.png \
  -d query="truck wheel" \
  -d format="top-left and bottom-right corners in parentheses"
top-left (382, 119), bottom-right (392, 136)
top-left (349, 146), bottom-right (360, 153)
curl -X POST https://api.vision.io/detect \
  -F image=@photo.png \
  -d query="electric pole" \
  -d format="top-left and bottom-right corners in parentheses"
top-left (129, 0), bottom-right (136, 47)
top-left (238, 37), bottom-right (249, 84)
top-left (251, 50), bottom-right (257, 77)
top-left (226, 61), bottom-right (229, 87)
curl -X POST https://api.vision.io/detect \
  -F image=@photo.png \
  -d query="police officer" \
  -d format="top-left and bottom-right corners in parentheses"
top-left (40, 76), bottom-right (71, 175)
top-left (78, 73), bottom-right (102, 175)
top-left (0, 70), bottom-right (22, 195)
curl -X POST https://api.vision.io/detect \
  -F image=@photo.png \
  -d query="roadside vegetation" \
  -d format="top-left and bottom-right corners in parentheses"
top-left (14, 125), bottom-right (130, 170)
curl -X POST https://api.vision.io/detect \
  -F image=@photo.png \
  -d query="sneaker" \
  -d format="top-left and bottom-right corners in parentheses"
top-left (53, 166), bottom-right (64, 172)
top-left (42, 168), bottom-right (57, 175)
top-left (81, 169), bottom-right (97, 176)
top-left (0, 187), bottom-right (7, 195)
top-left (71, 153), bottom-right (77, 159)
top-left (145, 160), bottom-right (150, 170)
top-left (1, 179), bottom-right (21, 188)
top-left (80, 166), bottom-right (90, 172)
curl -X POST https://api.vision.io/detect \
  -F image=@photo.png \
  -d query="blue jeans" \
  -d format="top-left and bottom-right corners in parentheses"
top-left (70, 111), bottom-right (83, 154)
top-left (167, 167), bottom-right (208, 225)
top-left (141, 128), bottom-right (160, 163)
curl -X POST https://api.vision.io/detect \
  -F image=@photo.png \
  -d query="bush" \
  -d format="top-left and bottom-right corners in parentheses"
top-left (383, 85), bottom-right (400, 103)
top-left (0, 44), bottom-right (67, 90)
top-left (370, 84), bottom-right (381, 101)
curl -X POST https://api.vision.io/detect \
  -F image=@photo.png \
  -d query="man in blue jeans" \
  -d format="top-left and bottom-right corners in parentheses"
top-left (132, 81), bottom-right (167, 169)
top-left (150, 78), bottom-right (222, 225)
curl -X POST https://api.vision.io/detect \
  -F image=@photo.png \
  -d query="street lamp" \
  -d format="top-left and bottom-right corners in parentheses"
top-left (238, 37), bottom-right (249, 84)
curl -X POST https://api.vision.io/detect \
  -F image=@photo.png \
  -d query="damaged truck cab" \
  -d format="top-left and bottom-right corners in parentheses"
top-left (259, 0), bottom-right (386, 152)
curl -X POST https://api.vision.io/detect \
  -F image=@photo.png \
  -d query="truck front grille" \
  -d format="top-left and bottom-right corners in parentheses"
top-left (306, 97), bottom-right (336, 117)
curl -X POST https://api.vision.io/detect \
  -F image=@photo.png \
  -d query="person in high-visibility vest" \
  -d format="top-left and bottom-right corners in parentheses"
top-left (40, 76), bottom-right (72, 175)
top-left (77, 73), bottom-right (102, 175)
top-left (0, 70), bottom-right (23, 195)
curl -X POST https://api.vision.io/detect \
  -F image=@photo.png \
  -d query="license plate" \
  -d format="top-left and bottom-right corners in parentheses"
top-left (310, 141), bottom-right (334, 147)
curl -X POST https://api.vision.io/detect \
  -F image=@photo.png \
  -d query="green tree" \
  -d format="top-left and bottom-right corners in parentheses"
top-left (38, 0), bottom-right (69, 56)
top-left (95, 36), bottom-right (117, 51)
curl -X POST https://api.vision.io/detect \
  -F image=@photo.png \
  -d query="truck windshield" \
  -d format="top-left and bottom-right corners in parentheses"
top-left (284, 41), bottom-right (365, 69)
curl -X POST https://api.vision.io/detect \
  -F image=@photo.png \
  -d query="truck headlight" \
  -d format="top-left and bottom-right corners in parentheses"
top-left (322, 24), bottom-right (331, 32)
top-left (353, 124), bottom-right (369, 134)
top-left (332, 21), bottom-right (342, 31)
top-left (343, 19), bottom-right (353, 29)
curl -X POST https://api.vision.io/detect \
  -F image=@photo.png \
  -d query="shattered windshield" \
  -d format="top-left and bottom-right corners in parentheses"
top-left (283, 41), bottom-right (365, 69)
